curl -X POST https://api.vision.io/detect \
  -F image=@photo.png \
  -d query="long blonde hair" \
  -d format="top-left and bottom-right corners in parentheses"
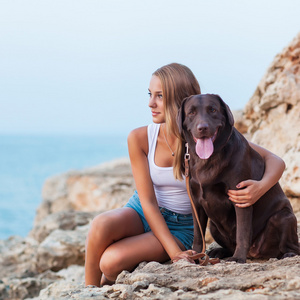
top-left (153, 63), bottom-right (201, 180)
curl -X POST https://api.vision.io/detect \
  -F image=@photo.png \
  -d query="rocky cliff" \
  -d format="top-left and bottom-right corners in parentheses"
top-left (1, 33), bottom-right (300, 300)
top-left (243, 32), bottom-right (300, 210)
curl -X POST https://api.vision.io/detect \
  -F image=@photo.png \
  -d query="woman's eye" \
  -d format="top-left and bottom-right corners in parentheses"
top-left (158, 94), bottom-right (163, 99)
top-left (148, 92), bottom-right (152, 97)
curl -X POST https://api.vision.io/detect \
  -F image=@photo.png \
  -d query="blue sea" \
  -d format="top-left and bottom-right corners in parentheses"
top-left (0, 134), bottom-right (129, 240)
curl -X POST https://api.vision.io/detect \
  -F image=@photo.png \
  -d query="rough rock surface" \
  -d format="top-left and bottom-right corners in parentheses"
top-left (35, 158), bottom-right (135, 224)
top-left (243, 32), bottom-right (300, 204)
top-left (32, 255), bottom-right (300, 300)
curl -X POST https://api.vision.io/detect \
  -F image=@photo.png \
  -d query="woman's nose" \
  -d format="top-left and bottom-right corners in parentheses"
top-left (148, 96), bottom-right (157, 108)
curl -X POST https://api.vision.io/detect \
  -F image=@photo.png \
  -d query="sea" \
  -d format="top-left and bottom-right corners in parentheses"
top-left (0, 134), bottom-right (129, 240)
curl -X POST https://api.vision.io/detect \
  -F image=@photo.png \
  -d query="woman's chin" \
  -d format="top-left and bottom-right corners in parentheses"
top-left (152, 117), bottom-right (165, 124)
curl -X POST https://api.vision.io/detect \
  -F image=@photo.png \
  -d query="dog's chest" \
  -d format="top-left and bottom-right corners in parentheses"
top-left (200, 182), bottom-right (232, 211)
top-left (193, 160), bottom-right (225, 186)
top-left (190, 172), bottom-right (234, 220)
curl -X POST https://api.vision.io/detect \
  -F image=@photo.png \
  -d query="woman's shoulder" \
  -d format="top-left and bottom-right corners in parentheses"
top-left (128, 124), bottom-right (160, 154)
top-left (128, 126), bottom-right (147, 141)
top-left (127, 126), bottom-right (148, 153)
top-left (128, 124), bottom-right (159, 142)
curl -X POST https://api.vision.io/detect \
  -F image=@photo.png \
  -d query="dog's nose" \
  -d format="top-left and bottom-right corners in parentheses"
top-left (197, 123), bottom-right (209, 133)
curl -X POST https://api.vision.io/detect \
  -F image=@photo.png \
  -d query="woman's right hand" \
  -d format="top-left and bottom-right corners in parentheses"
top-left (172, 250), bottom-right (198, 264)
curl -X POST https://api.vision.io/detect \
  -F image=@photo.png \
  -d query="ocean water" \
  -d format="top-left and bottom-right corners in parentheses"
top-left (0, 134), bottom-right (129, 240)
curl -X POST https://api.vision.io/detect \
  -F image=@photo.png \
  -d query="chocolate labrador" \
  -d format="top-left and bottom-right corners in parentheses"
top-left (178, 94), bottom-right (299, 262)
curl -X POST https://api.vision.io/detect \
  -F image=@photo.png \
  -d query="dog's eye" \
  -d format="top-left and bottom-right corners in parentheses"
top-left (209, 107), bottom-right (217, 113)
top-left (188, 110), bottom-right (196, 116)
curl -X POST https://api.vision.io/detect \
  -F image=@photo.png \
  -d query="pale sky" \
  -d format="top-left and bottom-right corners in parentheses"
top-left (0, 0), bottom-right (299, 135)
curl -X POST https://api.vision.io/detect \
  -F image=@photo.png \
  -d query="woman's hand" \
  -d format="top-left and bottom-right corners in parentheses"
top-left (228, 180), bottom-right (264, 208)
top-left (228, 141), bottom-right (286, 208)
top-left (172, 250), bottom-right (198, 263)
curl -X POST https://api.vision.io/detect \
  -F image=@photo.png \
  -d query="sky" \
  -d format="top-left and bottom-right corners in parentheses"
top-left (0, 0), bottom-right (299, 136)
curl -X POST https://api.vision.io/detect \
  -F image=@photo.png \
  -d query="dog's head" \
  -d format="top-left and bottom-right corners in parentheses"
top-left (177, 94), bottom-right (234, 159)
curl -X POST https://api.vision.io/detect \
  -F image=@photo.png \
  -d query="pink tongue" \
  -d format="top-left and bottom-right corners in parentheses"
top-left (196, 138), bottom-right (214, 159)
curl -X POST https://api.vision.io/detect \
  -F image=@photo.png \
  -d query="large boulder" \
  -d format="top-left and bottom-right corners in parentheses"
top-left (34, 158), bottom-right (135, 224)
top-left (243, 32), bottom-right (300, 208)
top-left (36, 225), bottom-right (88, 273)
top-left (29, 211), bottom-right (98, 243)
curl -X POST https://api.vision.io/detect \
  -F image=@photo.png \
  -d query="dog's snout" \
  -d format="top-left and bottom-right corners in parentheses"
top-left (197, 123), bottom-right (209, 133)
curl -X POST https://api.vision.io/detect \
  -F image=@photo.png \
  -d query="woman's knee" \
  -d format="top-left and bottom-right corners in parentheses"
top-left (100, 246), bottom-right (126, 278)
top-left (87, 212), bottom-right (114, 242)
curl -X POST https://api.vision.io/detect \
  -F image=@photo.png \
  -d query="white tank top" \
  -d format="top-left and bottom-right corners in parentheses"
top-left (147, 123), bottom-right (192, 214)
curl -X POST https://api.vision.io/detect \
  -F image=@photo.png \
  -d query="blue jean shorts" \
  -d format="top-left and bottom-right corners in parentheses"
top-left (124, 190), bottom-right (194, 250)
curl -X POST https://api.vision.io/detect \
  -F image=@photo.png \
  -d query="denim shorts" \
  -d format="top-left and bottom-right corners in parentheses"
top-left (124, 190), bottom-right (194, 250)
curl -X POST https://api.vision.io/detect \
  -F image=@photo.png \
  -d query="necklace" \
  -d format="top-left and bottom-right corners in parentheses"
top-left (162, 124), bottom-right (175, 156)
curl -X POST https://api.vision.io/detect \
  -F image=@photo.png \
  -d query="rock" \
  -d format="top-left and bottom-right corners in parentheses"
top-left (232, 109), bottom-right (249, 135)
top-left (243, 32), bottom-right (300, 200)
top-left (36, 225), bottom-right (88, 273)
top-left (36, 257), bottom-right (300, 299)
top-left (116, 258), bottom-right (300, 298)
top-left (37, 265), bottom-right (84, 300)
top-left (34, 158), bottom-right (135, 224)
top-left (29, 210), bottom-right (98, 243)
top-left (0, 271), bottom-right (62, 300)
top-left (0, 236), bottom-right (39, 279)
top-left (0, 228), bottom-right (87, 299)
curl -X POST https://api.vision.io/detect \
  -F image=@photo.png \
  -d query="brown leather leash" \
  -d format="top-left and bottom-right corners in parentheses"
top-left (174, 143), bottom-right (220, 266)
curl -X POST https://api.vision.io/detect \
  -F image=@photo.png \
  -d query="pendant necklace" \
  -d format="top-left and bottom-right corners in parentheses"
top-left (162, 124), bottom-right (175, 156)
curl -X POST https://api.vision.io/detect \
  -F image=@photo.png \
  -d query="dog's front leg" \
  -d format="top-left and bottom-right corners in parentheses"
top-left (192, 205), bottom-right (208, 253)
top-left (230, 206), bottom-right (253, 263)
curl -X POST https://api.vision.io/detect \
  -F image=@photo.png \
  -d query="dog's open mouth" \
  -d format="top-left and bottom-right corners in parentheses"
top-left (193, 129), bottom-right (218, 159)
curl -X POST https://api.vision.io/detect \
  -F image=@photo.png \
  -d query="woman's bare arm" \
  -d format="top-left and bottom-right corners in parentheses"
top-left (127, 127), bottom-right (195, 261)
top-left (228, 141), bottom-right (285, 208)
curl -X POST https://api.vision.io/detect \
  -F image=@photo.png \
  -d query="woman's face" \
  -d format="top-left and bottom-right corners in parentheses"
top-left (148, 75), bottom-right (165, 123)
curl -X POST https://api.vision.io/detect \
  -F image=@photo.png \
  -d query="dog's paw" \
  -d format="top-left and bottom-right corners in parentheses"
top-left (207, 247), bottom-right (232, 259)
top-left (226, 256), bottom-right (246, 263)
top-left (282, 252), bottom-right (298, 259)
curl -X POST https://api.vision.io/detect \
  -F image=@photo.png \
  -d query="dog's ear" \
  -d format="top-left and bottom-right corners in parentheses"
top-left (215, 95), bottom-right (234, 127)
top-left (177, 96), bottom-right (191, 137)
top-left (213, 94), bottom-right (235, 150)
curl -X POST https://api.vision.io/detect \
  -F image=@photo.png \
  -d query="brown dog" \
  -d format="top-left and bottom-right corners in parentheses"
top-left (178, 94), bottom-right (299, 262)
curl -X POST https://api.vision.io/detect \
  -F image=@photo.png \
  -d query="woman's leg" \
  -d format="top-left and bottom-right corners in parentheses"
top-left (85, 207), bottom-right (144, 286)
top-left (99, 231), bottom-right (186, 283)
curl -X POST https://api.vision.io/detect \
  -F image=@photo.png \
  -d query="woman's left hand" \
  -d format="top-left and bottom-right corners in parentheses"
top-left (172, 250), bottom-right (198, 263)
top-left (227, 179), bottom-right (264, 208)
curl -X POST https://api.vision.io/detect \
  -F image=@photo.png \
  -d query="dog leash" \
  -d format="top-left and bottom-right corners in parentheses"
top-left (174, 142), bottom-right (219, 266)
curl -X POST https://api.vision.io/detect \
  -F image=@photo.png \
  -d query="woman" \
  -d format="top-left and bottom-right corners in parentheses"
top-left (85, 63), bottom-right (285, 287)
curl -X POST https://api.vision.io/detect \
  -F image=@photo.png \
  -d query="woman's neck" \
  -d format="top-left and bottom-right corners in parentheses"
top-left (161, 123), bottom-right (177, 157)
